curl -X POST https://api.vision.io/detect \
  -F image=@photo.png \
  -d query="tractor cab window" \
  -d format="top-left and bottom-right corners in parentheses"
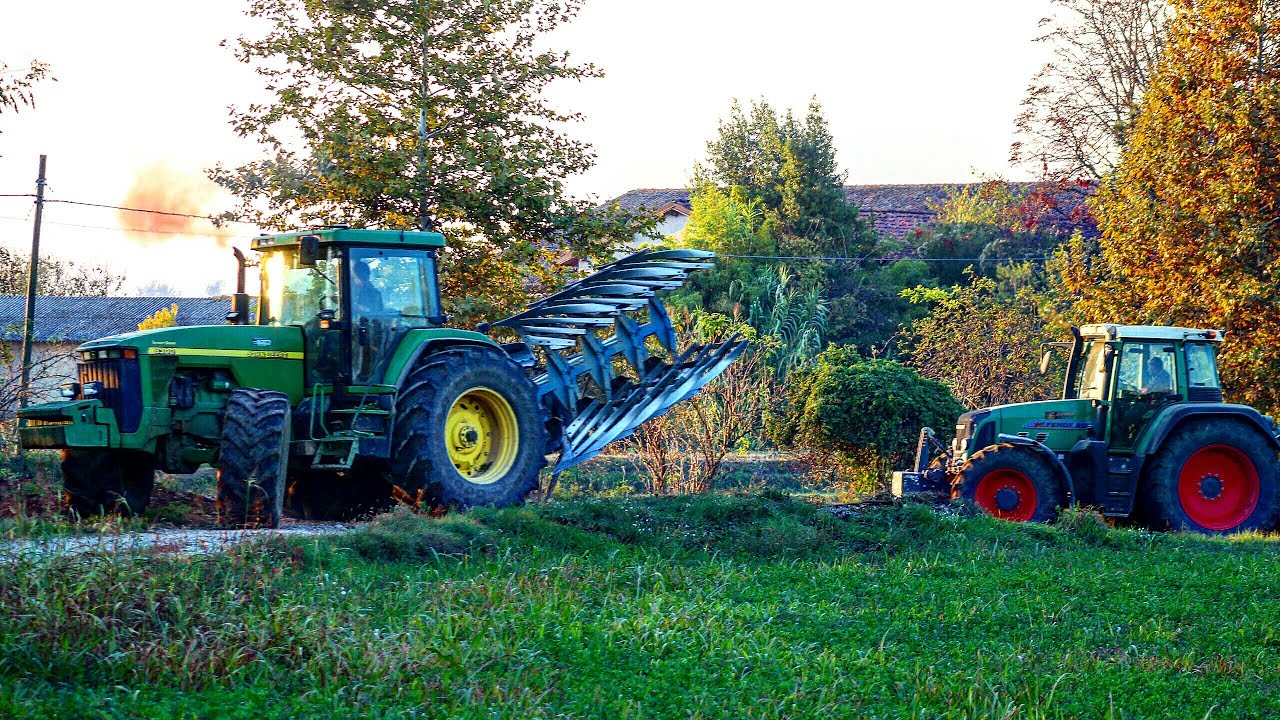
top-left (348, 247), bottom-right (439, 382)
top-left (1077, 341), bottom-right (1110, 401)
top-left (259, 246), bottom-right (342, 326)
top-left (1186, 343), bottom-right (1221, 389)
top-left (1111, 342), bottom-right (1180, 450)
top-left (1116, 342), bottom-right (1178, 397)
top-left (1185, 342), bottom-right (1223, 401)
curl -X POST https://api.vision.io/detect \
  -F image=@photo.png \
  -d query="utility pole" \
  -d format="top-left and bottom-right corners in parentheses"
top-left (19, 155), bottom-right (47, 410)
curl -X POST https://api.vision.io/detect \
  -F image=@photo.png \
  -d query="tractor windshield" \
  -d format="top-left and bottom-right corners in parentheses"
top-left (258, 246), bottom-right (342, 326)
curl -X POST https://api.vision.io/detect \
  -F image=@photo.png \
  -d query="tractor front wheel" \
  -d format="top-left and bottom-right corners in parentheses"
top-left (61, 449), bottom-right (155, 518)
top-left (953, 444), bottom-right (1064, 523)
top-left (389, 346), bottom-right (547, 509)
top-left (1141, 419), bottom-right (1280, 534)
top-left (217, 388), bottom-right (291, 529)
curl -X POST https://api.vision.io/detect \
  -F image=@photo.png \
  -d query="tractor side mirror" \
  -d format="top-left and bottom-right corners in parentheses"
top-left (299, 235), bottom-right (320, 267)
top-left (1039, 349), bottom-right (1054, 376)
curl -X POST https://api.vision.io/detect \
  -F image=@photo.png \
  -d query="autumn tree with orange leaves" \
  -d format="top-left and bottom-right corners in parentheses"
top-left (1062, 0), bottom-right (1280, 412)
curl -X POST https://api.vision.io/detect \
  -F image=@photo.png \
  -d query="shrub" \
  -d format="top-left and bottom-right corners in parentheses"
top-left (771, 347), bottom-right (965, 493)
top-left (137, 304), bottom-right (179, 331)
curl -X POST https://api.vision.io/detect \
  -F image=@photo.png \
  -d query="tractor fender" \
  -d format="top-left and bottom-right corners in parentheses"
top-left (996, 433), bottom-right (1077, 507)
top-left (1136, 404), bottom-right (1280, 457)
top-left (386, 330), bottom-right (503, 390)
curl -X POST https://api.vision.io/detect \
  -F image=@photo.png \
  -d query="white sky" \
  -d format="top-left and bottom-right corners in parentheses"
top-left (0, 0), bottom-right (1056, 294)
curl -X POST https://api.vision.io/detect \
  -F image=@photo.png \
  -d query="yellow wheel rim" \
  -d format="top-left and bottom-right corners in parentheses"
top-left (444, 387), bottom-right (519, 485)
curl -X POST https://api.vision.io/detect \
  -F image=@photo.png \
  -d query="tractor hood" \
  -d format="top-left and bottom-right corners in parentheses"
top-left (957, 398), bottom-right (1096, 458)
top-left (79, 324), bottom-right (304, 359)
top-left (76, 324), bottom-right (307, 405)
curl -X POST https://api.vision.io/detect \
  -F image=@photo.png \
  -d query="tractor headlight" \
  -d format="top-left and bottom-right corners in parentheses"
top-left (82, 381), bottom-right (104, 398)
top-left (60, 382), bottom-right (81, 399)
top-left (952, 410), bottom-right (991, 454)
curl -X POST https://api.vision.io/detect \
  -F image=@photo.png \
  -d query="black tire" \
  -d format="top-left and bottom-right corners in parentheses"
top-left (61, 449), bottom-right (156, 518)
top-left (390, 346), bottom-right (547, 509)
top-left (217, 388), bottom-right (291, 529)
top-left (953, 443), bottom-right (1064, 523)
top-left (1141, 419), bottom-right (1280, 534)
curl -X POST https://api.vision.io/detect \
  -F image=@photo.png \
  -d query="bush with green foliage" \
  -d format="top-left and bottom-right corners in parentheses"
top-left (771, 347), bottom-right (965, 490)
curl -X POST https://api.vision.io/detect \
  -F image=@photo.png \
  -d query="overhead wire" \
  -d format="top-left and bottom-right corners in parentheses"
top-left (0, 213), bottom-right (234, 238)
top-left (0, 189), bottom-right (258, 237)
top-left (42, 198), bottom-right (258, 225)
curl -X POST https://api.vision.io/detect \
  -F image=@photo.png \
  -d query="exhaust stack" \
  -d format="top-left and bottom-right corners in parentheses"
top-left (227, 248), bottom-right (251, 325)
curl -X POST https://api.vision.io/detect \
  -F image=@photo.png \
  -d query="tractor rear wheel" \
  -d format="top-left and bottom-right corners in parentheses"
top-left (217, 388), bottom-right (291, 529)
top-left (1141, 419), bottom-right (1280, 534)
top-left (61, 449), bottom-right (155, 518)
top-left (953, 444), bottom-right (1063, 523)
top-left (390, 346), bottom-right (547, 509)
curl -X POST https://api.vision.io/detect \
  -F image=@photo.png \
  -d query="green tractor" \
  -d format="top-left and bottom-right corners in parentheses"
top-left (895, 324), bottom-right (1280, 534)
top-left (18, 229), bottom-right (745, 527)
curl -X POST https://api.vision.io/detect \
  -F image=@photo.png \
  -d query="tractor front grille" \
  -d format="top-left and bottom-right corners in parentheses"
top-left (78, 357), bottom-right (143, 433)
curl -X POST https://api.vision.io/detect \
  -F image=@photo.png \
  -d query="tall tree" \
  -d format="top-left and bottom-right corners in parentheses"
top-left (1067, 0), bottom-right (1280, 412)
top-left (701, 98), bottom-right (869, 255)
top-left (1011, 0), bottom-right (1169, 179)
top-left (212, 0), bottom-right (645, 324)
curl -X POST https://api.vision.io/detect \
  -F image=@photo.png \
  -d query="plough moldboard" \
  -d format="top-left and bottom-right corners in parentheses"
top-left (495, 249), bottom-right (749, 472)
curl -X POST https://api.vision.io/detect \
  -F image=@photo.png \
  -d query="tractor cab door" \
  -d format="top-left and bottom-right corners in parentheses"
top-left (1109, 341), bottom-right (1181, 451)
top-left (258, 244), bottom-right (345, 387)
top-left (347, 247), bottom-right (441, 383)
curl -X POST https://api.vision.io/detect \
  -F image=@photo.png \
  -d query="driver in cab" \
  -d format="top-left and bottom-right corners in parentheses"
top-left (352, 261), bottom-right (384, 318)
top-left (1142, 356), bottom-right (1172, 394)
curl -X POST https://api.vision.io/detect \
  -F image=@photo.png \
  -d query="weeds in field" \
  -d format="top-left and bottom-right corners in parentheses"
top-left (2, 493), bottom-right (1278, 718)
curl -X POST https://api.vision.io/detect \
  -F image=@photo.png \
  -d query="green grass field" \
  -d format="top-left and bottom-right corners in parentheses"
top-left (2, 493), bottom-right (1278, 719)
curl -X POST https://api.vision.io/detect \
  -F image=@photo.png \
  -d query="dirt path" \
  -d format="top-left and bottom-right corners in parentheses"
top-left (1, 519), bottom-right (355, 560)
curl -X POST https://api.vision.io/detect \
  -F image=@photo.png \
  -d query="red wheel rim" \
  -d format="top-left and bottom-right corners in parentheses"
top-left (1176, 444), bottom-right (1260, 531)
top-left (974, 469), bottom-right (1038, 522)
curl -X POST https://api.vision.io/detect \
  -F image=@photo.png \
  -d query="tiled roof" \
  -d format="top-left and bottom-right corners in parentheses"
top-left (843, 184), bottom-right (966, 214)
top-left (0, 295), bottom-right (235, 343)
top-left (607, 182), bottom-right (1097, 238)
top-left (609, 188), bottom-right (694, 214)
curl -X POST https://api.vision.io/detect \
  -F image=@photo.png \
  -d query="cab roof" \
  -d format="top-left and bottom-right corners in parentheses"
top-left (1079, 324), bottom-right (1224, 342)
top-left (250, 228), bottom-right (445, 251)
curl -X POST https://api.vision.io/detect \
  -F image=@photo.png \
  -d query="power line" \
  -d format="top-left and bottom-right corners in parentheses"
top-left (0, 213), bottom-right (231, 238)
top-left (0, 192), bottom-right (259, 224)
top-left (44, 198), bottom-right (256, 224)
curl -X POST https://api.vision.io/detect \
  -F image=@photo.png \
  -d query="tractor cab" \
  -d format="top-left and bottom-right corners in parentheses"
top-left (249, 229), bottom-right (446, 387)
top-left (1066, 324), bottom-right (1225, 453)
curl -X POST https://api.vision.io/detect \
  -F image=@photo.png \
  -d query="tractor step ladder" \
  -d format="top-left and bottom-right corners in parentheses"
top-left (312, 435), bottom-right (360, 470)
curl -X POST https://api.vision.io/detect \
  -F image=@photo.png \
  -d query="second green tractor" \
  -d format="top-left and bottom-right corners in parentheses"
top-left (898, 324), bottom-right (1280, 534)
